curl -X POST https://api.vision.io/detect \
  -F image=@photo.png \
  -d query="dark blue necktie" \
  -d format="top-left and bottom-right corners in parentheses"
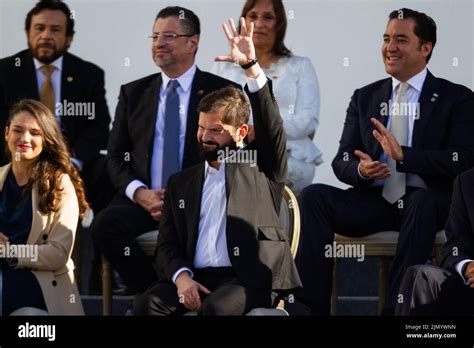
top-left (162, 79), bottom-right (181, 187)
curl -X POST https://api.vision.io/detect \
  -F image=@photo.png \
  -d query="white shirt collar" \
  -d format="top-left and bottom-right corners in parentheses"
top-left (391, 67), bottom-right (427, 93)
top-left (204, 160), bottom-right (226, 179)
top-left (34, 56), bottom-right (63, 72)
top-left (161, 64), bottom-right (197, 93)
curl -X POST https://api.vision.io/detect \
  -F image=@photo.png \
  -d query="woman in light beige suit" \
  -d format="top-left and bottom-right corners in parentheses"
top-left (0, 99), bottom-right (87, 315)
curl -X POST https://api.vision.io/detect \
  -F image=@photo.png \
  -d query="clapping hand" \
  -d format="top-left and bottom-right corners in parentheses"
top-left (371, 118), bottom-right (404, 162)
top-left (355, 150), bottom-right (391, 180)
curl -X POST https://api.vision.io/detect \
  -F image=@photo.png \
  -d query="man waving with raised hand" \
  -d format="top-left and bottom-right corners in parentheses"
top-left (135, 17), bottom-right (301, 316)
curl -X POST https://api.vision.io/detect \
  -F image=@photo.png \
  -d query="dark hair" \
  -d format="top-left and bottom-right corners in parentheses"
top-left (25, 0), bottom-right (75, 37)
top-left (155, 6), bottom-right (200, 36)
top-left (388, 8), bottom-right (437, 63)
top-left (240, 0), bottom-right (292, 57)
top-left (6, 99), bottom-right (89, 218)
top-left (197, 87), bottom-right (250, 127)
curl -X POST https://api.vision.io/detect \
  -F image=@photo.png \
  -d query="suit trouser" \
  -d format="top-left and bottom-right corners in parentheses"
top-left (396, 264), bottom-right (474, 315)
top-left (295, 184), bottom-right (450, 315)
top-left (135, 267), bottom-right (276, 316)
top-left (1, 267), bottom-right (46, 316)
top-left (91, 194), bottom-right (158, 293)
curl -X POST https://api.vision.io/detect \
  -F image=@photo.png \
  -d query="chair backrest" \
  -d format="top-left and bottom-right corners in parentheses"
top-left (10, 307), bottom-right (48, 316)
top-left (279, 186), bottom-right (301, 260)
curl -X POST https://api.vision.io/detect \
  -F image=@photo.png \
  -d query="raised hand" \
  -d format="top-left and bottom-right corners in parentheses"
top-left (215, 17), bottom-right (256, 66)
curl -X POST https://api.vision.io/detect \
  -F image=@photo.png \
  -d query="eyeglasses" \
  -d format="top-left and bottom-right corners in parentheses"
top-left (148, 33), bottom-right (195, 44)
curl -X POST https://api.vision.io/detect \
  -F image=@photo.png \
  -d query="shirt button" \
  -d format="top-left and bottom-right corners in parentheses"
top-left (52, 280), bottom-right (57, 286)
top-left (42, 234), bottom-right (48, 240)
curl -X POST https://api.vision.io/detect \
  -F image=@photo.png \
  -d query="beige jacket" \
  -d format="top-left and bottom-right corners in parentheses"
top-left (0, 164), bottom-right (84, 315)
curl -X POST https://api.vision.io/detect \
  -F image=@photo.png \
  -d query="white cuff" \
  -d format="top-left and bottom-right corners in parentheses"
top-left (245, 69), bottom-right (267, 93)
top-left (71, 158), bottom-right (84, 172)
top-left (455, 259), bottom-right (473, 284)
top-left (125, 180), bottom-right (147, 203)
top-left (172, 267), bottom-right (194, 284)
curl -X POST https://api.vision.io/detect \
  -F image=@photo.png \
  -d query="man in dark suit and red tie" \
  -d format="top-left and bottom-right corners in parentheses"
top-left (135, 17), bottom-right (301, 316)
top-left (91, 6), bottom-right (240, 295)
top-left (295, 8), bottom-right (474, 315)
top-left (396, 168), bottom-right (474, 315)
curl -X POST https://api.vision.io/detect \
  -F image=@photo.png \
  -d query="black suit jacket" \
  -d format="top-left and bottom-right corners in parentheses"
top-left (107, 68), bottom-right (240, 195)
top-left (155, 81), bottom-right (302, 291)
top-left (441, 168), bottom-right (474, 272)
top-left (332, 70), bottom-right (474, 192)
top-left (0, 49), bottom-right (111, 164)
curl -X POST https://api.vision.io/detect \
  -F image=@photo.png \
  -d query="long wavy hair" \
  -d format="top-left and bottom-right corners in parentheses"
top-left (5, 99), bottom-right (89, 218)
top-left (240, 0), bottom-right (292, 57)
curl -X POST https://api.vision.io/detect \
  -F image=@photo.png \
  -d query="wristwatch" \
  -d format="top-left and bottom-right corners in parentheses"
top-left (241, 58), bottom-right (258, 69)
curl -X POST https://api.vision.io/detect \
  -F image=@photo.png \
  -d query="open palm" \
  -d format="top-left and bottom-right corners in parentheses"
top-left (215, 17), bottom-right (256, 66)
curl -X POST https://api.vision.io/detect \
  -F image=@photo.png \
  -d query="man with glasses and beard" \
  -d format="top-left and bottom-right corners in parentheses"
top-left (135, 18), bottom-right (301, 316)
top-left (91, 6), bottom-right (240, 297)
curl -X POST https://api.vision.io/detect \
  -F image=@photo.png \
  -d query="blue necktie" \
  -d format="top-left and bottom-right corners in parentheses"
top-left (162, 80), bottom-right (181, 188)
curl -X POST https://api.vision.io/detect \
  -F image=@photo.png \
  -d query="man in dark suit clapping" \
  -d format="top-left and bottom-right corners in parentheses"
top-left (296, 8), bottom-right (474, 315)
top-left (91, 6), bottom-right (240, 294)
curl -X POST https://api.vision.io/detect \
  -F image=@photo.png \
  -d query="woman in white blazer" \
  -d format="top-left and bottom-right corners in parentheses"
top-left (0, 99), bottom-right (87, 315)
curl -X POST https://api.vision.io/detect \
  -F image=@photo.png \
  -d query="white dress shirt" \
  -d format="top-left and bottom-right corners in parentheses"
top-left (171, 70), bottom-right (267, 284)
top-left (125, 64), bottom-right (197, 201)
top-left (194, 161), bottom-right (231, 269)
top-left (359, 67), bottom-right (428, 189)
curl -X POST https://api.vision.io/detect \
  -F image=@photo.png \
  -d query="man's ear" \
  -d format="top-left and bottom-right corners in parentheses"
top-left (421, 42), bottom-right (432, 59)
top-left (189, 35), bottom-right (199, 54)
top-left (238, 124), bottom-right (249, 141)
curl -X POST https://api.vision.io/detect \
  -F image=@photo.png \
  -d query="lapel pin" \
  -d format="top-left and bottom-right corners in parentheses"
top-left (197, 90), bottom-right (204, 96)
top-left (67, 76), bottom-right (73, 82)
top-left (430, 93), bottom-right (438, 102)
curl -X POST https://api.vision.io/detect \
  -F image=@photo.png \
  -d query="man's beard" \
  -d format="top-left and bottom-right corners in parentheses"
top-left (199, 139), bottom-right (238, 162)
top-left (29, 42), bottom-right (68, 64)
top-left (153, 50), bottom-right (176, 69)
